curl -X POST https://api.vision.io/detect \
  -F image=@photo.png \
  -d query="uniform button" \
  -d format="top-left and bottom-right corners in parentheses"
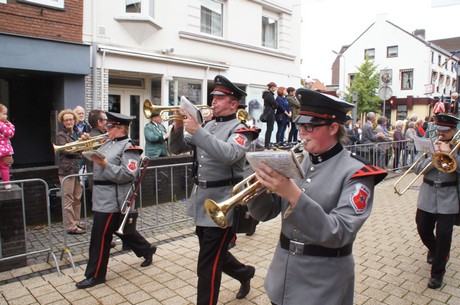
top-left (310, 167), bottom-right (315, 171)
top-left (306, 178), bottom-right (311, 183)
top-left (200, 155), bottom-right (204, 158)
top-left (199, 165), bottom-right (202, 167)
top-left (301, 188), bottom-right (306, 192)
top-left (198, 174), bottom-right (202, 177)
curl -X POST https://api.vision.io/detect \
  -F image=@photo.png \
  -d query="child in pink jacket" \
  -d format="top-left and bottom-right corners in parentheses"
top-left (0, 103), bottom-right (15, 190)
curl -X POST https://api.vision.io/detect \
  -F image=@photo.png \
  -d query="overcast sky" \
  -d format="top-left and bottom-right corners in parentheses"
top-left (300, 0), bottom-right (460, 85)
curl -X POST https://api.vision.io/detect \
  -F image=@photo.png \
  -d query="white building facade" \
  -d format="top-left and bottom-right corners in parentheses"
top-left (336, 14), bottom-right (458, 123)
top-left (83, 0), bottom-right (302, 147)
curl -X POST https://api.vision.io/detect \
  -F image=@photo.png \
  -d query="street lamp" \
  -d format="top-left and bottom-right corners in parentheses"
top-left (332, 50), bottom-right (346, 94)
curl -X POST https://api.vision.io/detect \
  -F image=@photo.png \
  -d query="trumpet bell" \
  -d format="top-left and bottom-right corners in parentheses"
top-left (204, 199), bottom-right (229, 228)
top-left (433, 152), bottom-right (457, 173)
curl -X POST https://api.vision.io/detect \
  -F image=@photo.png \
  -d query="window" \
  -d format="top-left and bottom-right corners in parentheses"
top-left (125, 0), bottom-right (154, 18)
top-left (400, 69), bottom-right (413, 90)
top-left (200, 0), bottom-right (223, 36)
top-left (438, 55), bottom-right (442, 66)
top-left (262, 16), bottom-right (278, 49)
top-left (431, 71), bottom-right (438, 84)
top-left (18, 0), bottom-right (64, 9)
top-left (364, 48), bottom-right (375, 60)
top-left (431, 51), bottom-right (435, 64)
top-left (168, 78), bottom-right (202, 106)
top-left (387, 46), bottom-right (398, 58)
top-left (0, 0), bottom-right (6, 3)
top-left (397, 105), bottom-right (407, 120)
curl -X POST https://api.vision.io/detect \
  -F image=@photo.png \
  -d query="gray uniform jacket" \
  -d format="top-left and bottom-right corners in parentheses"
top-left (414, 149), bottom-right (460, 214)
top-left (169, 117), bottom-right (253, 227)
top-left (248, 148), bottom-right (378, 305)
top-left (92, 137), bottom-right (141, 213)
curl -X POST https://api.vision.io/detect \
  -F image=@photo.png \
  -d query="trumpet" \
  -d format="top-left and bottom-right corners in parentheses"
top-left (205, 141), bottom-right (305, 228)
top-left (143, 98), bottom-right (212, 122)
top-left (116, 157), bottom-right (151, 235)
top-left (394, 130), bottom-right (460, 195)
top-left (53, 133), bottom-right (108, 154)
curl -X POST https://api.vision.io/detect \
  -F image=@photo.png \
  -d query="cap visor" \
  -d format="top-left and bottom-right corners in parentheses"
top-left (210, 90), bottom-right (227, 96)
top-left (294, 115), bottom-right (314, 124)
top-left (435, 125), bottom-right (452, 131)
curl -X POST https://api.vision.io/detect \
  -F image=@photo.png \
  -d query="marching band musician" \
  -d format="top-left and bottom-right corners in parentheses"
top-left (169, 75), bottom-right (258, 304)
top-left (76, 112), bottom-right (156, 289)
top-left (247, 89), bottom-right (387, 305)
top-left (414, 113), bottom-right (460, 289)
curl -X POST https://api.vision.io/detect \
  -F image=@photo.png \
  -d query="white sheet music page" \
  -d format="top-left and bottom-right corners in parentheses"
top-left (414, 137), bottom-right (435, 154)
top-left (180, 96), bottom-right (203, 124)
top-left (246, 150), bottom-right (305, 179)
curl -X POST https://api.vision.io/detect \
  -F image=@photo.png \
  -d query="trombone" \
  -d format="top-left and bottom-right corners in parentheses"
top-left (53, 133), bottom-right (108, 154)
top-left (116, 157), bottom-right (151, 235)
top-left (205, 141), bottom-right (305, 228)
top-left (143, 98), bottom-right (212, 122)
top-left (394, 130), bottom-right (460, 195)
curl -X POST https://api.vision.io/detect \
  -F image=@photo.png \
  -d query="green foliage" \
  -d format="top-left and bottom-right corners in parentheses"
top-left (345, 59), bottom-right (381, 116)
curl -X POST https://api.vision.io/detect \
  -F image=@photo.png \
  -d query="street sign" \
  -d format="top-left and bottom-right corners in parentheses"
top-left (378, 86), bottom-right (393, 101)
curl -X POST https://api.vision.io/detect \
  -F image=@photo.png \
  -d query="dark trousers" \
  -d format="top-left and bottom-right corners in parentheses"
top-left (415, 209), bottom-right (455, 279)
top-left (264, 118), bottom-right (275, 148)
top-left (276, 122), bottom-right (288, 143)
top-left (196, 226), bottom-right (253, 305)
top-left (288, 123), bottom-right (298, 142)
top-left (85, 211), bottom-right (151, 280)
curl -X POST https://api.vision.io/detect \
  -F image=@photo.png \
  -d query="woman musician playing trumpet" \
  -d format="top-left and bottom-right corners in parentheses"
top-left (413, 113), bottom-right (460, 289)
top-left (246, 89), bottom-right (387, 305)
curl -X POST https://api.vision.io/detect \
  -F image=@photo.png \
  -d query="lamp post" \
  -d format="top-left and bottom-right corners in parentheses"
top-left (332, 50), bottom-right (346, 95)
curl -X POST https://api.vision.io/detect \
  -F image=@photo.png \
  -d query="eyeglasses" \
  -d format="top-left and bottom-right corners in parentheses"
top-left (297, 123), bottom-right (330, 132)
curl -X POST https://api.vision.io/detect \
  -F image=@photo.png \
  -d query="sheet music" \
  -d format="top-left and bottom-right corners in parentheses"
top-left (180, 96), bottom-right (203, 124)
top-left (82, 150), bottom-right (105, 161)
top-left (414, 137), bottom-right (435, 154)
top-left (246, 150), bottom-right (305, 179)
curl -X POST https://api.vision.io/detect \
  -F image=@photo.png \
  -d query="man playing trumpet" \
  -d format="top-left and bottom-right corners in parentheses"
top-left (76, 112), bottom-right (156, 289)
top-left (169, 75), bottom-right (258, 304)
top-left (247, 89), bottom-right (387, 305)
top-left (414, 113), bottom-right (460, 289)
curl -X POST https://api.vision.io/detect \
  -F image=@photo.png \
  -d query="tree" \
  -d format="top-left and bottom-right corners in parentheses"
top-left (345, 59), bottom-right (380, 116)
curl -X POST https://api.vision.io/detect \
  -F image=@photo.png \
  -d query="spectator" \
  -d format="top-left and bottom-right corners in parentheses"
top-left (88, 110), bottom-right (108, 136)
top-left (0, 103), bottom-right (15, 190)
top-left (359, 112), bottom-right (385, 164)
top-left (374, 116), bottom-right (392, 168)
top-left (286, 87), bottom-right (300, 143)
top-left (74, 106), bottom-right (92, 134)
top-left (275, 87), bottom-right (291, 145)
top-left (344, 115), bottom-right (359, 147)
top-left (416, 119), bottom-right (426, 137)
top-left (261, 82), bottom-right (278, 149)
top-left (404, 121), bottom-right (418, 166)
top-left (144, 111), bottom-right (169, 158)
top-left (392, 120), bottom-right (406, 170)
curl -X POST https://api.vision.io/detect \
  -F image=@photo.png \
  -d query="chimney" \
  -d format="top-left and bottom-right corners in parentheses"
top-left (413, 29), bottom-right (426, 39)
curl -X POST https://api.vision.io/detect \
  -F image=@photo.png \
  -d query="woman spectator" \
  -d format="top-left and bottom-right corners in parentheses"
top-left (56, 109), bottom-right (88, 234)
top-left (416, 119), bottom-right (426, 137)
top-left (275, 87), bottom-right (291, 145)
top-left (374, 116), bottom-right (392, 168)
top-left (404, 121), bottom-right (418, 166)
top-left (262, 82), bottom-right (278, 149)
top-left (392, 120), bottom-right (406, 170)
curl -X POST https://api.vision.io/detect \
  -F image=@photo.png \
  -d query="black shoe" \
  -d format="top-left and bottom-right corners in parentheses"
top-left (110, 241), bottom-right (116, 249)
top-left (236, 266), bottom-right (255, 299)
top-left (427, 277), bottom-right (442, 289)
top-left (427, 252), bottom-right (434, 264)
top-left (76, 277), bottom-right (105, 289)
top-left (141, 244), bottom-right (157, 267)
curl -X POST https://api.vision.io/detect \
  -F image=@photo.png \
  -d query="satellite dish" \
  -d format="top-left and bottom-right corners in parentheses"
top-left (378, 86), bottom-right (393, 101)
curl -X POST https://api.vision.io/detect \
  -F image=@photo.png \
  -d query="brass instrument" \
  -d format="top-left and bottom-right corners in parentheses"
top-left (116, 157), bottom-right (151, 235)
top-left (53, 133), bottom-right (108, 154)
top-left (237, 108), bottom-right (252, 123)
top-left (394, 130), bottom-right (460, 195)
top-left (143, 98), bottom-right (212, 122)
top-left (205, 141), bottom-right (305, 228)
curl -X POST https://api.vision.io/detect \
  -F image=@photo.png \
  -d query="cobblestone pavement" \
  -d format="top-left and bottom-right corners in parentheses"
top-left (2, 174), bottom-right (460, 304)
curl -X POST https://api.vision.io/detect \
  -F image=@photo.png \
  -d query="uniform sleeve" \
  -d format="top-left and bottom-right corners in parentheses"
top-left (247, 192), bottom-right (283, 221)
top-left (191, 126), bottom-right (252, 166)
top-left (102, 148), bottom-right (140, 184)
top-left (168, 126), bottom-right (193, 155)
top-left (286, 176), bottom-right (375, 248)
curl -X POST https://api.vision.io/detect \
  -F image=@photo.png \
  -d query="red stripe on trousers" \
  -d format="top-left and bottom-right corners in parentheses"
top-left (94, 213), bottom-right (114, 279)
top-left (209, 228), bottom-right (230, 305)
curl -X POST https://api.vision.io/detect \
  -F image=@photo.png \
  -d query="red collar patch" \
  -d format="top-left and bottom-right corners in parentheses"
top-left (350, 184), bottom-right (370, 214)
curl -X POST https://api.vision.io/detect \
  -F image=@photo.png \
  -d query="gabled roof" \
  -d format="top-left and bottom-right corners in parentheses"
top-left (341, 19), bottom-right (459, 60)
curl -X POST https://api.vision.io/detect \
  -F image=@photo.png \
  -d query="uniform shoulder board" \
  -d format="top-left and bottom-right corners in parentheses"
top-left (351, 165), bottom-right (388, 185)
top-left (234, 126), bottom-right (261, 140)
top-left (125, 145), bottom-right (144, 154)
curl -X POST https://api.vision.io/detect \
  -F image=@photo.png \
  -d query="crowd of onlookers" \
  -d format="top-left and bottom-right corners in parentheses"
top-left (347, 112), bottom-right (436, 171)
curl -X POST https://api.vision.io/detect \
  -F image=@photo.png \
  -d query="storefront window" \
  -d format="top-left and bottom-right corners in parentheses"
top-left (168, 78), bottom-right (202, 106)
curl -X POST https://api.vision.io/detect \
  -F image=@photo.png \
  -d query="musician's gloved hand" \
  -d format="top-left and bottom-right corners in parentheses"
top-left (181, 110), bottom-right (201, 135)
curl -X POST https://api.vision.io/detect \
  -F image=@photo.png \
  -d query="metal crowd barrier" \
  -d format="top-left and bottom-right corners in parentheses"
top-left (0, 179), bottom-right (61, 276)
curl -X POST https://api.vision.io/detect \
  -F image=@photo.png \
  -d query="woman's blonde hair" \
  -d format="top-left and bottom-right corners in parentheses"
top-left (58, 109), bottom-right (78, 124)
